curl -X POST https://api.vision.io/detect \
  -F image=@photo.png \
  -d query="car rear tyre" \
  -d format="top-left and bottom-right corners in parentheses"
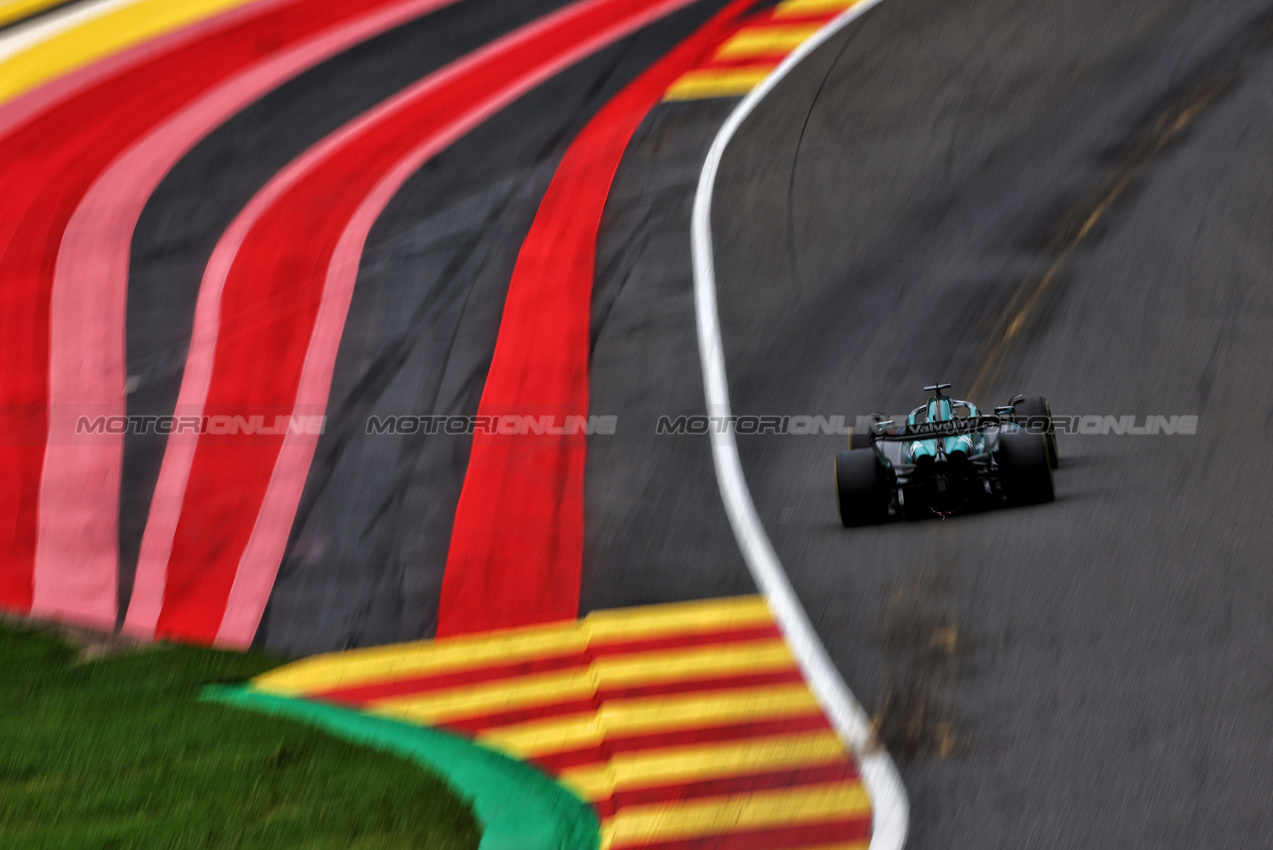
top-left (835, 449), bottom-right (891, 527)
top-left (997, 429), bottom-right (1055, 505)
top-left (1014, 396), bottom-right (1058, 468)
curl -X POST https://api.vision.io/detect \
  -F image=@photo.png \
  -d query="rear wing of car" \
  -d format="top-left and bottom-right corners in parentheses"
top-left (867, 414), bottom-right (1007, 442)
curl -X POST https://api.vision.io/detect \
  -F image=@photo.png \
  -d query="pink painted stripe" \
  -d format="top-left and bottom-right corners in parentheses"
top-left (40, 0), bottom-right (463, 633)
top-left (213, 0), bottom-right (704, 647)
top-left (119, 0), bottom-right (478, 636)
top-left (31, 0), bottom-right (316, 629)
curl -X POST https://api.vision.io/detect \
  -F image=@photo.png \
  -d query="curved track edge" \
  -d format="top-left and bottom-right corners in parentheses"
top-left (688, 1), bottom-right (909, 847)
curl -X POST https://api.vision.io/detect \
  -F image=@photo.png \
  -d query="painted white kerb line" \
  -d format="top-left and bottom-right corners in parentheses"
top-left (0, 0), bottom-right (140, 62)
top-left (689, 1), bottom-right (908, 849)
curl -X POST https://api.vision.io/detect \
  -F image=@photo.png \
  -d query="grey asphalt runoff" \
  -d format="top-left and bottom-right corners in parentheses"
top-left (582, 98), bottom-right (756, 614)
top-left (664, 0), bottom-right (1272, 846)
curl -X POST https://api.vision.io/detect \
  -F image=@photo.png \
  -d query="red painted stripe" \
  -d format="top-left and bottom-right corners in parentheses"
top-left (212, 0), bottom-right (712, 646)
top-left (528, 713), bottom-right (834, 772)
top-left (589, 621), bottom-right (781, 652)
top-left (0, 0), bottom-right (299, 140)
top-left (438, 668), bottom-right (807, 733)
top-left (710, 40), bottom-right (819, 62)
top-left (144, 0), bottom-right (706, 645)
top-left (321, 652), bottom-right (592, 706)
top-left (436, 0), bottom-right (757, 637)
top-left (0, 0), bottom-right (421, 619)
top-left (45, 0), bottom-right (468, 632)
top-left (444, 696), bottom-right (602, 733)
top-left (312, 623), bottom-right (783, 704)
top-left (592, 760), bottom-right (860, 818)
top-left (747, 9), bottom-right (844, 26)
top-left (691, 55), bottom-right (784, 71)
top-left (609, 815), bottom-right (872, 850)
top-left (667, 9), bottom-right (842, 78)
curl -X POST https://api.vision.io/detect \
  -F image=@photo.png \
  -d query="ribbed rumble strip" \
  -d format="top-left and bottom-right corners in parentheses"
top-left (559, 730), bottom-right (853, 799)
top-left (252, 595), bottom-right (775, 695)
top-left (476, 683), bottom-right (824, 757)
top-left (366, 638), bottom-right (797, 725)
top-left (601, 781), bottom-right (871, 849)
top-left (436, 669), bottom-right (810, 734)
top-left (316, 622), bottom-right (783, 705)
top-left (250, 595), bottom-right (874, 848)
top-left (590, 760), bottom-right (861, 818)
top-left (712, 22), bottom-right (823, 59)
top-left (531, 714), bottom-right (836, 773)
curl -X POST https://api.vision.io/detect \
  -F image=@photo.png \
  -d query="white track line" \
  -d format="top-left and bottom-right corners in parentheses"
top-left (689, 1), bottom-right (908, 848)
top-left (0, 0), bottom-right (138, 61)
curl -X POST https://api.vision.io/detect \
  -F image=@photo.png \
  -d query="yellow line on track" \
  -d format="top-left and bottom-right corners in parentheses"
top-left (372, 667), bottom-right (597, 725)
top-left (0, 0), bottom-right (68, 29)
top-left (585, 595), bottom-right (773, 641)
top-left (479, 684), bottom-right (822, 759)
top-left (771, 0), bottom-right (859, 17)
top-left (0, 0), bottom-right (258, 107)
top-left (255, 595), bottom-right (774, 697)
top-left (369, 639), bottom-right (797, 726)
top-left (713, 23), bottom-right (822, 60)
top-left (664, 65), bottom-right (775, 101)
top-left (559, 729), bottom-right (849, 800)
top-left (253, 620), bottom-right (586, 696)
top-left (601, 781), bottom-right (871, 848)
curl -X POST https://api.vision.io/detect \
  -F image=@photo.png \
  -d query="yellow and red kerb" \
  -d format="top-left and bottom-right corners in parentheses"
top-left (250, 596), bottom-right (872, 849)
top-left (665, 0), bottom-right (863, 101)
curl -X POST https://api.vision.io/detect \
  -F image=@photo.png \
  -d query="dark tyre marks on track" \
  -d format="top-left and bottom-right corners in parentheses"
top-left (123, 0), bottom-right (573, 622)
top-left (582, 100), bottom-right (753, 614)
top-left (254, 0), bottom-right (737, 654)
top-left (708, 0), bottom-right (1273, 846)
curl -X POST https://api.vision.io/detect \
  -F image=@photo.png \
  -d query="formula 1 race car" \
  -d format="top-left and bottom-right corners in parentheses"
top-left (835, 384), bottom-right (1057, 526)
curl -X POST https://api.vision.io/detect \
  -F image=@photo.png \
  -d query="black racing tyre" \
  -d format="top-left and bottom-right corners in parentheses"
top-left (835, 449), bottom-right (891, 527)
top-left (1014, 396), bottom-right (1058, 468)
top-left (849, 429), bottom-right (872, 450)
top-left (997, 429), bottom-right (1055, 505)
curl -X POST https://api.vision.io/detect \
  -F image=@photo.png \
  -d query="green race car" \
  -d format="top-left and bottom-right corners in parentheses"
top-left (835, 384), bottom-right (1058, 526)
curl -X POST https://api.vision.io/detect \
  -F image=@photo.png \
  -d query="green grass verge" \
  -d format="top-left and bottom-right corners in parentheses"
top-left (0, 620), bottom-right (480, 850)
top-left (206, 688), bottom-right (600, 850)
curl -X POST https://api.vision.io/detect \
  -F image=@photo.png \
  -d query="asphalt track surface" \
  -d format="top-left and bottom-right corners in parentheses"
top-left (5, 0), bottom-right (1271, 843)
top-left (606, 0), bottom-right (1271, 846)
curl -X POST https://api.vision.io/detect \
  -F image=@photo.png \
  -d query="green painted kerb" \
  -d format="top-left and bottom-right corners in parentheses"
top-left (202, 686), bottom-right (600, 850)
